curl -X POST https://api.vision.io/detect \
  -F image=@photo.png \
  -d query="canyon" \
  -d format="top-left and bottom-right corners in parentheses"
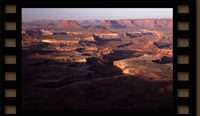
top-left (22, 18), bottom-right (173, 109)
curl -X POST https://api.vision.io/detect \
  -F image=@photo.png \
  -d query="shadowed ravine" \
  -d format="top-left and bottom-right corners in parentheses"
top-left (22, 18), bottom-right (173, 109)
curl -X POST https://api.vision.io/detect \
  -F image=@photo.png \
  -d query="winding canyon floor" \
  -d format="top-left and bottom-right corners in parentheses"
top-left (22, 19), bottom-right (173, 109)
top-left (22, 49), bottom-right (173, 109)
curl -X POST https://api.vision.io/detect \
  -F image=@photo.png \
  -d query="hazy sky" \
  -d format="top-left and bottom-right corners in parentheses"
top-left (22, 8), bottom-right (173, 22)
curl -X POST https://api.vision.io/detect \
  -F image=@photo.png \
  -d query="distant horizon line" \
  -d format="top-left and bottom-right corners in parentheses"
top-left (22, 18), bottom-right (173, 22)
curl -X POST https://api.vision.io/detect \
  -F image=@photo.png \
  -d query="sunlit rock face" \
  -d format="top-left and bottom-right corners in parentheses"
top-left (58, 20), bottom-right (83, 29)
top-left (42, 31), bottom-right (53, 36)
top-left (22, 18), bottom-right (173, 109)
top-left (55, 57), bottom-right (87, 63)
top-left (113, 54), bottom-right (172, 79)
top-left (41, 39), bottom-right (79, 45)
top-left (47, 20), bottom-right (84, 31)
top-left (83, 36), bottom-right (96, 41)
top-left (94, 33), bottom-right (122, 39)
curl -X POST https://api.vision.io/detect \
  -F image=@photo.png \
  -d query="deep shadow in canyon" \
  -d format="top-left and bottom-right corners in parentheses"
top-left (91, 35), bottom-right (122, 46)
top-left (23, 73), bottom-right (173, 109)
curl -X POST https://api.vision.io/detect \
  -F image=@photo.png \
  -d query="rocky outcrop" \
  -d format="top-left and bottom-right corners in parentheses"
top-left (123, 33), bottom-right (141, 38)
top-left (83, 36), bottom-right (96, 41)
top-left (41, 30), bottom-right (67, 35)
top-left (133, 19), bottom-right (154, 28)
top-left (44, 20), bottom-right (58, 26)
top-left (143, 19), bottom-right (156, 28)
top-left (76, 47), bottom-right (98, 52)
top-left (113, 61), bottom-right (126, 71)
top-left (100, 20), bottom-right (117, 26)
top-left (154, 36), bottom-right (173, 49)
top-left (157, 49), bottom-right (173, 55)
top-left (42, 30), bottom-right (53, 36)
top-left (87, 27), bottom-right (112, 33)
top-left (61, 20), bottom-right (82, 27)
top-left (98, 19), bottom-right (172, 29)
top-left (155, 19), bottom-right (173, 28)
top-left (32, 20), bottom-right (46, 23)
top-left (114, 54), bottom-right (156, 74)
top-left (154, 49), bottom-right (173, 59)
top-left (55, 57), bottom-right (87, 63)
top-left (41, 39), bottom-right (79, 45)
top-left (45, 20), bottom-right (54, 24)
top-left (152, 56), bottom-right (173, 64)
top-left (77, 19), bottom-right (102, 26)
top-left (98, 20), bottom-right (124, 29)
top-left (113, 54), bottom-right (173, 79)
top-left (22, 39), bottom-right (41, 45)
top-left (55, 46), bottom-right (77, 51)
top-left (144, 41), bottom-right (159, 50)
top-left (94, 33), bottom-right (122, 39)
top-left (98, 47), bottom-right (114, 55)
top-left (49, 20), bottom-right (84, 31)
top-left (160, 56), bottom-right (173, 63)
top-left (116, 20), bottom-right (136, 28)
top-left (22, 31), bottom-right (26, 34)
top-left (85, 47), bottom-right (98, 51)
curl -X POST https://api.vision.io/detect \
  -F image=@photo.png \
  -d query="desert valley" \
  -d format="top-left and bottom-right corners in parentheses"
top-left (22, 18), bottom-right (173, 109)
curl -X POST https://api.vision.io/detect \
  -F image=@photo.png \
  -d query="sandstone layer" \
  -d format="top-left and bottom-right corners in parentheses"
top-left (113, 54), bottom-right (173, 79)
top-left (22, 18), bottom-right (173, 109)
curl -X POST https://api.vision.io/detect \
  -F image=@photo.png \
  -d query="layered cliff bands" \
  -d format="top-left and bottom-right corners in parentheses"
top-left (77, 19), bottom-right (172, 29)
top-left (113, 54), bottom-right (173, 79)
top-left (97, 19), bottom-right (172, 29)
top-left (24, 19), bottom-right (172, 31)
top-left (30, 19), bottom-right (172, 28)
top-left (49, 20), bottom-right (84, 30)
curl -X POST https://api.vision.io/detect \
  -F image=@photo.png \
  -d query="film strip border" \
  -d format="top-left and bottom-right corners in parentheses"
top-left (174, 0), bottom-right (196, 115)
top-left (1, 0), bottom-right (21, 115)
top-left (0, 0), bottom-right (196, 115)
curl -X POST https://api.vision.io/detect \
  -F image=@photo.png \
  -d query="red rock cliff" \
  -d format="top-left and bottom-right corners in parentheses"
top-left (51, 20), bottom-right (84, 30)
top-left (98, 19), bottom-right (172, 29)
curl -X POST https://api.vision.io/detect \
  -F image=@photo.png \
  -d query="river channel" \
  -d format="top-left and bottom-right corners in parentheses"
top-left (117, 43), bottom-right (135, 50)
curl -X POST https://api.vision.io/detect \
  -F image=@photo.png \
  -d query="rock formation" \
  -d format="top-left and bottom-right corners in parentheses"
top-left (155, 19), bottom-right (173, 28)
top-left (113, 54), bottom-right (172, 79)
top-left (22, 17), bottom-right (173, 109)
top-left (94, 33), bottom-right (122, 39)
top-left (83, 36), bottom-right (96, 41)
top-left (42, 30), bottom-right (53, 36)
top-left (56, 57), bottom-right (87, 63)
top-left (77, 19), bottom-right (102, 26)
top-left (45, 20), bottom-right (54, 24)
top-left (116, 20), bottom-right (136, 28)
top-left (97, 19), bottom-right (172, 29)
top-left (98, 20), bottom-right (123, 29)
top-left (97, 47), bottom-right (114, 55)
top-left (49, 20), bottom-right (84, 31)
top-left (154, 36), bottom-right (173, 49)
top-left (87, 27), bottom-right (112, 33)
top-left (41, 39), bottom-right (80, 45)
top-left (144, 41), bottom-right (159, 50)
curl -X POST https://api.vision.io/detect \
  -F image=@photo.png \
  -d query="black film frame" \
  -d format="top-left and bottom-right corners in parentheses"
top-left (0, 0), bottom-right (196, 115)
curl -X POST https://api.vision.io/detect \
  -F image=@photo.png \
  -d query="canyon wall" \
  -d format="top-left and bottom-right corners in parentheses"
top-left (97, 19), bottom-right (172, 29)
top-left (41, 39), bottom-right (79, 45)
top-left (23, 19), bottom-right (172, 32)
top-left (94, 33), bottom-right (123, 39)
top-left (55, 57), bottom-right (87, 63)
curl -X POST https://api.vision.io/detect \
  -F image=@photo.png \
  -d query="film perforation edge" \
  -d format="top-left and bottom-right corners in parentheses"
top-left (176, 0), bottom-right (196, 115)
top-left (0, 0), bottom-right (18, 115)
top-left (4, 14), bottom-right (17, 22)
top-left (177, 98), bottom-right (190, 106)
